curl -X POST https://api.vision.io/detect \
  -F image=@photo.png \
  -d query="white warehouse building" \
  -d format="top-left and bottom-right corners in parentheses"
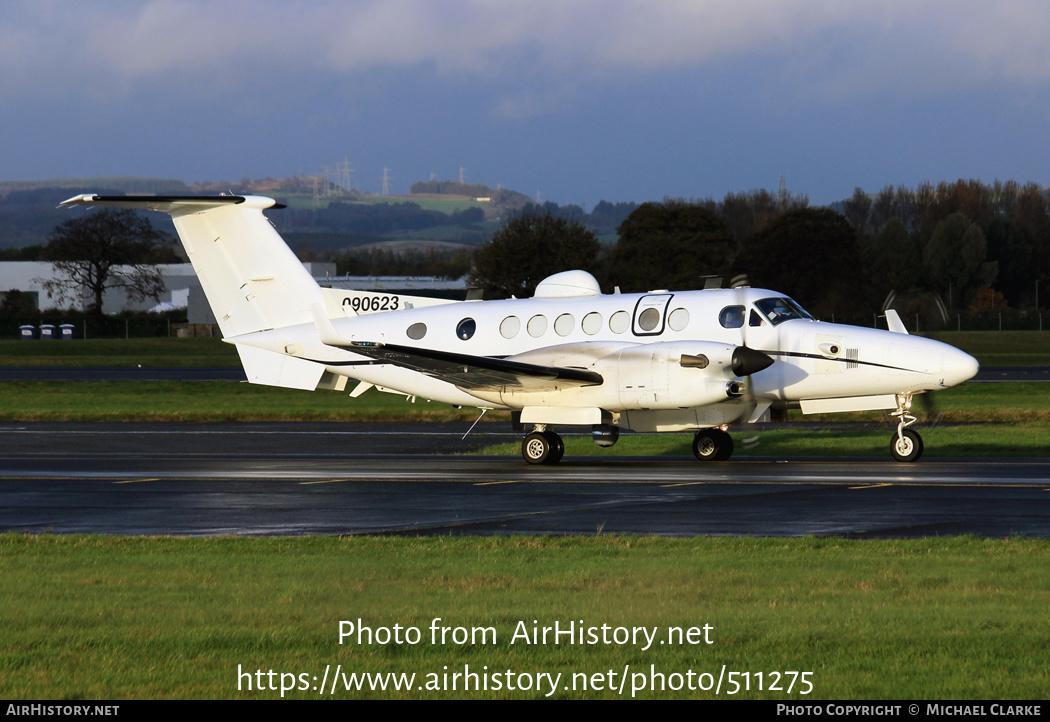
top-left (0, 262), bottom-right (466, 324)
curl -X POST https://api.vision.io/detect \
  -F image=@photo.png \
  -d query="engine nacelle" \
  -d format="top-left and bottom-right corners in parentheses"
top-left (594, 340), bottom-right (769, 409)
top-left (472, 340), bottom-right (772, 413)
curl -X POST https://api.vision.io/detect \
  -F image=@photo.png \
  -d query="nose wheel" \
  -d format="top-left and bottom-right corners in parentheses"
top-left (522, 429), bottom-right (564, 465)
top-left (890, 393), bottom-right (924, 462)
top-left (890, 428), bottom-right (923, 462)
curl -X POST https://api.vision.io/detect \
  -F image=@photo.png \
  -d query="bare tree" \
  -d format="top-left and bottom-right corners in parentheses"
top-left (39, 208), bottom-right (174, 316)
top-left (842, 187), bottom-right (872, 235)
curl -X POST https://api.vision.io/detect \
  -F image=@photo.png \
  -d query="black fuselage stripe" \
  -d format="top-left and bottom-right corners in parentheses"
top-left (763, 350), bottom-right (922, 374)
top-left (304, 350), bottom-right (925, 376)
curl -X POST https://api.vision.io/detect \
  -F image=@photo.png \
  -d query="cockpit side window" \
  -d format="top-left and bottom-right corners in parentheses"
top-left (755, 297), bottom-right (814, 326)
top-left (719, 305), bottom-right (745, 328)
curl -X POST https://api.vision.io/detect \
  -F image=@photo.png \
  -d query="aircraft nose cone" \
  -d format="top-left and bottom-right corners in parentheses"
top-left (942, 346), bottom-right (979, 387)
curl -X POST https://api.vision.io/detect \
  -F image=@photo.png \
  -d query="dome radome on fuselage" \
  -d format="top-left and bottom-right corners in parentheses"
top-left (532, 270), bottom-right (603, 298)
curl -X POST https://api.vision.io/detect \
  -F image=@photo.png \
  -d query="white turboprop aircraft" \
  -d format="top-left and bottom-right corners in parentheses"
top-left (62, 194), bottom-right (979, 464)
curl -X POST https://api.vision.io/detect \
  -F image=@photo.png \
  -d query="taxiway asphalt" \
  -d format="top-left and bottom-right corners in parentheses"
top-left (1, 422), bottom-right (1047, 538)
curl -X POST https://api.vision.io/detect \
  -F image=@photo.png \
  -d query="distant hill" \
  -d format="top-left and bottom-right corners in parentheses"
top-left (409, 179), bottom-right (533, 209)
top-left (0, 178), bottom-right (190, 196)
top-left (0, 180), bottom-right (182, 249)
top-left (0, 175), bottom-right (639, 252)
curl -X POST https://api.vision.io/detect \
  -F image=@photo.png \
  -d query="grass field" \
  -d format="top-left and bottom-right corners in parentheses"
top-left (931, 331), bottom-right (1050, 366)
top-left (0, 338), bottom-right (238, 367)
top-left (2, 334), bottom-right (1047, 700)
top-left (1, 534), bottom-right (1046, 700)
top-left (2, 330), bottom-right (1047, 367)
top-left (0, 378), bottom-right (1045, 459)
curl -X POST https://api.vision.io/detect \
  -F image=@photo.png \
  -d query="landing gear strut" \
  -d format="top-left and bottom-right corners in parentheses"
top-left (693, 428), bottom-right (734, 461)
top-left (890, 393), bottom-right (924, 462)
top-left (521, 426), bottom-right (564, 465)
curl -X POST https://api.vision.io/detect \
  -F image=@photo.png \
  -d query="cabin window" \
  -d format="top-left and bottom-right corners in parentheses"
top-left (638, 307), bottom-right (661, 332)
top-left (609, 310), bottom-right (630, 334)
top-left (406, 322), bottom-right (427, 340)
top-left (554, 313), bottom-right (575, 336)
top-left (456, 318), bottom-right (476, 340)
top-left (749, 309), bottom-right (764, 327)
top-left (668, 307), bottom-right (689, 331)
top-left (719, 305), bottom-right (745, 328)
top-left (528, 314), bottom-right (548, 337)
top-left (500, 316), bottom-right (520, 339)
top-left (582, 312), bottom-right (603, 335)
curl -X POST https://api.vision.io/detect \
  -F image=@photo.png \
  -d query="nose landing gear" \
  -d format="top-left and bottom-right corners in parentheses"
top-left (890, 394), bottom-right (923, 462)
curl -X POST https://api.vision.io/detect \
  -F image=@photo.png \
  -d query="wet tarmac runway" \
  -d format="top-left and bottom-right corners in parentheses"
top-left (1, 422), bottom-right (1047, 538)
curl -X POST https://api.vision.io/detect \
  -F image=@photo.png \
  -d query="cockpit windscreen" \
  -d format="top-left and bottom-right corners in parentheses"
top-left (754, 297), bottom-right (814, 326)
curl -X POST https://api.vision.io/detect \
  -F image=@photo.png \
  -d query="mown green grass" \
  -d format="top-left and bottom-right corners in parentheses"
top-left (0, 338), bottom-right (238, 367)
top-left (0, 368), bottom-right (1036, 423)
top-left (3, 330), bottom-right (1046, 367)
top-left (931, 331), bottom-right (1050, 366)
top-left (0, 381), bottom-right (1046, 458)
top-left (0, 380), bottom-right (494, 423)
top-left (1, 534), bottom-right (1045, 700)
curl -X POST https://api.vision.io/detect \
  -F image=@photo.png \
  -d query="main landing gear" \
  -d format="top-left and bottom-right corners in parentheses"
top-left (692, 428), bottom-right (734, 461)
top-left (521, 426), bottom-right (564, 465)
top-left (890, 393), bottom-right (923, 462)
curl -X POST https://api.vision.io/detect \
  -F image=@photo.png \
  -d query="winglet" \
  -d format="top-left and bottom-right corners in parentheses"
top-left (885, 309), bottom-right (909, 335)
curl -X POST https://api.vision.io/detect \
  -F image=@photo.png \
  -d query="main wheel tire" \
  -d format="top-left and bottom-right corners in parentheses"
top-left (522, 431), bottom-right (564, 465)
top-left (522, 432), bottom-right (551, 465)
top-left (890, 428), bottom-right (924, 462)
top-left (693, 429), bottom-right (734, 461)
top-left (545, 431), bottom-right (564, 464)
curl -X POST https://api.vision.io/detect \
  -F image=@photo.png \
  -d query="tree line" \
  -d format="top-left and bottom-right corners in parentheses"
top-left (7, 179), bottom-right (1048, 328)
top-left (469, 180), bottom-right (1049, 324)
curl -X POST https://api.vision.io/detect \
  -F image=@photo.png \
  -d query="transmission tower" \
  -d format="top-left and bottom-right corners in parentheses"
top-left (338, 157), bottom-right (353, 193)
top-left (381, 167), bottom-right (392, 196)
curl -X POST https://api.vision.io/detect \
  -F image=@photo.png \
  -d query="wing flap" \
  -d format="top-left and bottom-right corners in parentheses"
top-left (341, 342), bottom-right (603, 392)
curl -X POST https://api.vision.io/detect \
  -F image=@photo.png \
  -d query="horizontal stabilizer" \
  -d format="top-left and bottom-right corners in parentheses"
top-left (60, 194), bottom-right (286, 213)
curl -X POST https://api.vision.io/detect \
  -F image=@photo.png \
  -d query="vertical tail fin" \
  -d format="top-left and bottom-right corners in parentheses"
top-left (60, 194), bottom-right (322, 337)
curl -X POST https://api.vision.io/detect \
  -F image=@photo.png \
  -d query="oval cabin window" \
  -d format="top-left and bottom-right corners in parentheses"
top-left (582, 312), bottom-right (603, 335)
top-left (554, 313), bottom-right (575, 336)
top-left (500, 316), bottom-right (520, 339)
top-left (668, 308), bottom-right (689, 331)
top-left (638, 307), bottom-right (661, 332)
top-left (456, 318), bottom-right (476, 340)
top-left (527, 315), bottom-right (548, 337)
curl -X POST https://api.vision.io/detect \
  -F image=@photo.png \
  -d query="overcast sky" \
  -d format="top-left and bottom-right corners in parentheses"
top-left (2, 1), bottom-right (1049, 206)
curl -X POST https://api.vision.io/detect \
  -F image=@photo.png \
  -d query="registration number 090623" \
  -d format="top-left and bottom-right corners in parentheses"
top-left (342, 295), bottom-right (400, 313)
